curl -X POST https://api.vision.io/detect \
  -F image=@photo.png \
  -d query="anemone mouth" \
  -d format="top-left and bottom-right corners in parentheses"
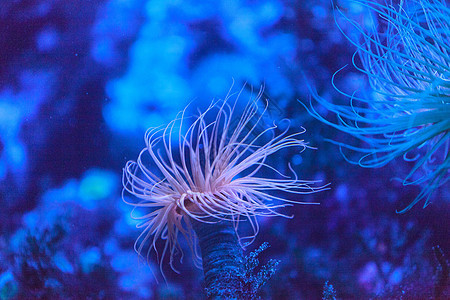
top-left (123, 84), bottom-right (328, 278)
top-left (174, 190), bottom-right (223, 217)
top-left (175, 194), bottom-right (196, 215)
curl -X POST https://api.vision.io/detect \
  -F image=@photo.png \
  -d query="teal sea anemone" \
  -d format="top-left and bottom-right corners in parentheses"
top-left (303, 0), bottom-right (449, 212)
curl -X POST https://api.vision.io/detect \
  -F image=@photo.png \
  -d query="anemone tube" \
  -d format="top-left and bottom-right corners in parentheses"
top-left (123, 86), bottom-right (327, 297)
top-left (303, 0), bottom-right (449, 212)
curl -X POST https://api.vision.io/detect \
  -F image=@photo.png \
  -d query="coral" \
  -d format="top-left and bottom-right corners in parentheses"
top-left (238, 242), bottom-right (280, 299)
top-left (433, 245), bottom-right (449, 299)
top-left (203, 241), bottom-right (280, 299)
top-left (322, 281), bottom-right (337, 300)
top-left (14, 224), bottom-right (66, 299)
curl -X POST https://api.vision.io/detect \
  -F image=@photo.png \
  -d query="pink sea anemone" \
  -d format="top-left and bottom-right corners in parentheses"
top-left (122, 86), bottom-right (327, 279)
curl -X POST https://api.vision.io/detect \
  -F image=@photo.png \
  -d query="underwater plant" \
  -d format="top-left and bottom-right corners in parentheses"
top-left (122, 85), bottom-right (327, 297)
top-left (303, 0), bottom-right (449, 212)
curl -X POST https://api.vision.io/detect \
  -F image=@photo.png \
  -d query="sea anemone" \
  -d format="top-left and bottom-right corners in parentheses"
top-left (122, 85), bottom-right (327, 290)
top-left (303, 0), bottom-right (449, 212)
